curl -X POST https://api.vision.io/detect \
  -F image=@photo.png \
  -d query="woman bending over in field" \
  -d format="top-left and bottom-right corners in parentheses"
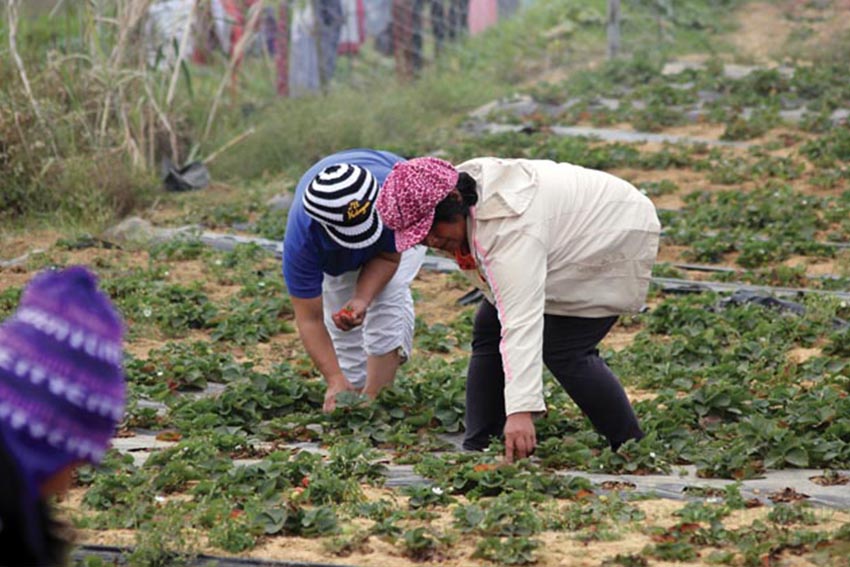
top-left (377, 157), bottom-right (660, 462)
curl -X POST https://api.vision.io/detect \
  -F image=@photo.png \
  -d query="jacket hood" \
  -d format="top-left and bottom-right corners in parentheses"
top-left (459, 158), bottom-right (537, 220)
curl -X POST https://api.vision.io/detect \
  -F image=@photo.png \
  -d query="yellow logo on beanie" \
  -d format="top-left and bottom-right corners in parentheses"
top-left (347, 199), bottom-right (371, 221)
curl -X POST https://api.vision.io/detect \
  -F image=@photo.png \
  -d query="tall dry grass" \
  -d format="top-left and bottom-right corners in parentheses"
top-left (0, 0), bottom-right (263, 227)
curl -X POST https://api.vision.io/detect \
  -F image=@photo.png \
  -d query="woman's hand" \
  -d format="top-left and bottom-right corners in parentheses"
top-left (504, 412), bottom-right (537, 463)
top-left (332, 298), bottom-right (368, 331)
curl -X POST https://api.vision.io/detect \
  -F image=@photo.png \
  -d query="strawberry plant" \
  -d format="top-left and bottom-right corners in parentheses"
top-left (721, 108), bottom-right (779, 141)
top-left (145, 437), bottom-right (231, 493)
top-left (194, 204), bottom-right (253, 230)
top-left (374, 357), bottom-right (467, 434)
top-left (399, 527), bottom-right (453, 562)
top-left (601, 554), bottom-right (648, 567)
top-left (674, 501), bottom-right (731, 524)
top-left (552, 493), bottom-right (645, 532)
top-left (415, 454), bottom-right (593, 500)
top-left (766, 503), bottom-right (818, 526)
top-left (170, 371), bottom-right (323, 434)
top-left (326, 439), bottom-right (387, 483)
top-left (369, 515), bottom-right (404, 540)
top-left (254, 207), bottom-right (288, 240)
top-left (323, 529), bottom-right (371, 557)
top-left (253, 502), bottom-right (339, 537)
top-left (643, 540), bottom-right (699, 562)
top-left (472, 536), bottom-right (540, 565)
top-left (149, 238), bottom-right (209, 261)
top-left (402, 485), bottom-right (455, 509)
top-left (632, 101), bottom-right (686, 132)
top-left (800, 127), bottom-right (850, 167)
top-left (208, 511), bottom-right (257, 552)
top-left (665, 185), bottom-right (835, 267)
top-left (126, 502), bottom-right (200, 566)
top-left (212, 296), bottom-right (293, 344)
top-left (415, 320), bottom-right (459, 353)
top-left (691, 438), bottom-right (764, 479)
top-left (79, 452), bottom-right (144, 512)
top-left (455, 492), bottom-right (544, 536)
top-left (534, 437), bottom-right (595, 468)
top-left (126, 340), bottom-right (243, 391)
top-left (588, 434), bottom-right (672, 475)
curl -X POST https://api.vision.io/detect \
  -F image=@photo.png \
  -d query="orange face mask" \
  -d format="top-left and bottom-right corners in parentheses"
top-left (454, 248), bottom-right (477, 270)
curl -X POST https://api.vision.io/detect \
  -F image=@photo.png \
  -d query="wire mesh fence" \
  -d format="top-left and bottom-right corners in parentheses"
top-left (136, 0), bottom-right (716, 99)
top-left (141, 0), bottom-right (530, 97)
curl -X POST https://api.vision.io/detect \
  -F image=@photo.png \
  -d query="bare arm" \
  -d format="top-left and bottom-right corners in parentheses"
top-left (291, 295), bottom-right (352, 411)
top-left (356, 251), bottom-right (401, 304)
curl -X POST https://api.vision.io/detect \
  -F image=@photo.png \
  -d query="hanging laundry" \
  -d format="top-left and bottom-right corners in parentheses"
top-left (364, 0), bottom-right (393, 37)
top-left (214, 0), bottom-right (275, 57)
top-left (210, 0), bottom-right (234, 54)
top-left (391, 0), bottom-right (416, 79)
top-left (220, 0), bottom-right (247, 55)
top-left (289, 1), bottom-right (321, 95)
top-left (365, 0), bottom-right (393, 55)
top-left (262, 6), bottom-right (278, 54)
top-left (497, 0), bottom-right (519, 19)
top-left (318, 0), bottom-right (345, 80)
top-left (276, 0), bottom-right (289, 96)
top-left (418, 0), bottom-right (446, 56)
top-left (338, 0), bottom-right (367, 55)
top-left (144, 0), bottom-right (195, 68)
top-left (289, 0), bottom-right (344, 95)
top-left (467, 0), bottom-right (498, 35)
top-left (446, 0), bottom-right (469, 40)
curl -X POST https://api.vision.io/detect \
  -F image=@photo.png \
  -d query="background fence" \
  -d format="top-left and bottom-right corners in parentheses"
top-left (142, 0), bottom-right (529, 97)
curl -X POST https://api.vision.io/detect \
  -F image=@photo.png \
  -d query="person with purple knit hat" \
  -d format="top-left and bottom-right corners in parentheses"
top-left (0, 266), bottom-right (126, 566)
top-left (377, 157), bottom-right (660, 463)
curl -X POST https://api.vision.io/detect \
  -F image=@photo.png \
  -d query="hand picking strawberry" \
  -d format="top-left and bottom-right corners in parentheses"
top-left (333, 305), bottom-right (359, 330)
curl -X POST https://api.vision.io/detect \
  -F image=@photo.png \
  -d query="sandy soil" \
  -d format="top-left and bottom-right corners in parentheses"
top-left (65, 488), bottom-right (850, 567)
top-left (784, 0), bottom-right (850, 53)
top-left (410, 269), bottom-right (472, 328)
top-left (786, 346), bottom-right (823, 365)
top-left (729, 0), bottom-right (850, 64)
top-left (602, 325), bottom-right (643, 352)
top-left (730, 2), bottom-right (795, 63)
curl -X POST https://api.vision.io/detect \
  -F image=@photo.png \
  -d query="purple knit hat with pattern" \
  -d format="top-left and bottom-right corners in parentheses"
top-left (0, 266), bottom-right (126, 468)
top-left (376, 157), bottom-right (459, 252)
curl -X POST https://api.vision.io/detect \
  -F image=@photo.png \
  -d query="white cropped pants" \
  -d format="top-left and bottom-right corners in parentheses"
top-left (321, 246), bottom-right (426, 388)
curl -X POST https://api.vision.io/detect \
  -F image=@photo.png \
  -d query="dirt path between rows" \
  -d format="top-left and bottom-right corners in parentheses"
top-left (731, 0), bottom-right (850, 63)
top-left (730, 1), bottom-right (794, 63)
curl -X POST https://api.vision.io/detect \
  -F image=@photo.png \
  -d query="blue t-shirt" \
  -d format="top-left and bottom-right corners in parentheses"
top-left (283, 149), bottom-right (404, 299)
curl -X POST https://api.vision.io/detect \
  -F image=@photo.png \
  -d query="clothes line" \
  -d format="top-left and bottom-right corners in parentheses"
top-left (144, 0), bottom-right (522, 95)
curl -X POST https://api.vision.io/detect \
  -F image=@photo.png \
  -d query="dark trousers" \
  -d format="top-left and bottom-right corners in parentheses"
top-left (463, 300), bottom-right (644, 452)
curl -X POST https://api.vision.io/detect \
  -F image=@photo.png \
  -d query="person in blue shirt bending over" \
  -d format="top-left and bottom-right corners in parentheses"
top-left (283, 149), bottom-right (426, 412)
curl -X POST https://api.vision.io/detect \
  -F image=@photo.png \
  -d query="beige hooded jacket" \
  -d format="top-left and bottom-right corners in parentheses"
top-left (455, 158), bottom-right (661, 416)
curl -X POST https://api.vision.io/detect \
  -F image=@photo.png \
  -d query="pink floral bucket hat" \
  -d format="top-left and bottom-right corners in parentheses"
top-left (376, 157), bottom-right (459, 252)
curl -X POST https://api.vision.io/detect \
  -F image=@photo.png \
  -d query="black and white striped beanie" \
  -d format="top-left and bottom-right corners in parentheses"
top-left (303, 164), bottom-right (383, 249)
